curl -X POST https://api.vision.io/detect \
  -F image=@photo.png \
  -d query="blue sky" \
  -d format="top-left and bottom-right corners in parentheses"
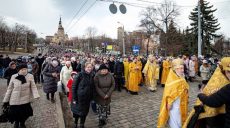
top-left (0, 0), bottom-right (229, 39)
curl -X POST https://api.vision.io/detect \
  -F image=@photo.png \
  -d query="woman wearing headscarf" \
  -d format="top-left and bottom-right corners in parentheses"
top-left (3, 61), bottom-right (18, 86)
top-left (71, 62), bottom-right (94, 128)
top-left (199, 59), bottom-right (211, 89)
top-left (94, 64), bottom-right (115, 127)
top-left (42, 58), bottom-right (60, 103)
top-left (2, 64), bottom-right (40, 128)
top-left (60, 61), bottom-right (73, 95)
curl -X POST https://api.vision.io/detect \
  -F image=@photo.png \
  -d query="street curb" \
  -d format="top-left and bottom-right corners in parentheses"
top-left (55, 92), bottom-right (66, 128)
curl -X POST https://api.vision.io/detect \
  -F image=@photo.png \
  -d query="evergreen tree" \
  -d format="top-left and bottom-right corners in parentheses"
top-left (160, 20), bottom-right (185, 56)
top-left (184, 26), bottom-right (196, 54)
top-left (189, 0), bottom-right (220, 54)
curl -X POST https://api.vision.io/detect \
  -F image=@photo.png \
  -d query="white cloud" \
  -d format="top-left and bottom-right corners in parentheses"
top-left (0, 0), bottom-right (229, 39)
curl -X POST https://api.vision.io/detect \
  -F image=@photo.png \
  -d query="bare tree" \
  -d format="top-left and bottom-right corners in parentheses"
top-left (139, 0), bottom-right (180, 55)
top-left (85, 26), bottom-right (97, 52)
top-left (0, 17), bottom-right (9, 50)
top-left (11, 23), bottom-right (27, 52)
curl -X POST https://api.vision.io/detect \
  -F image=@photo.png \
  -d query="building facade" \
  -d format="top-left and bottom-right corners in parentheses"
top-left (46, 17), bottom-right (69, 45)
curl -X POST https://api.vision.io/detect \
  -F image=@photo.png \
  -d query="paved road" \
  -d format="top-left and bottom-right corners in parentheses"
top-left (0, 78), bottom-right (58, 128)
top-left (0, 77), bottom-right (200, 128)
top-left (85, 81), bottom-right (199, 128)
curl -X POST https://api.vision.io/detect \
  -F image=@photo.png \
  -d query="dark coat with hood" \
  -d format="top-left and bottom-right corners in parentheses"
top-left (71, 71), bottom-right (94, 116)
top-left (42, 64), bottom-right (60, 93)
top-left (94, 72), bottom-right (115, 106)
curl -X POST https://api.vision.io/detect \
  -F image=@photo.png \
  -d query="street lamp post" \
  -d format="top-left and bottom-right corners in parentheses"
top-left (25, 32), bottom-right (28, 53)
top-left (118, 22), bottom-right (125, 56)
top-left (146, 31), bottom-right (151, 57)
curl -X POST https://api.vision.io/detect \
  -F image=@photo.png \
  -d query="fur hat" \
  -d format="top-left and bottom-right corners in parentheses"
top-left (17, 64), bottom-right (28, 71)
top-left (98, 64), bottom-right (109, 71)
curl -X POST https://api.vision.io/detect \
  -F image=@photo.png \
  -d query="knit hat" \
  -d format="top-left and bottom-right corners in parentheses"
top-left (98, 64), bottom-right (109, 71)
top-left (17, 64), bottom-right (28, 71)
top-left (71, 71), bottom-right (77, 77)
top-left (9, 61), bottom-right (16, 67)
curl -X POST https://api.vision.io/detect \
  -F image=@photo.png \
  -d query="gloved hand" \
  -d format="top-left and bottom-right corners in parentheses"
top-left (2, 102), bottom-right (9, 109)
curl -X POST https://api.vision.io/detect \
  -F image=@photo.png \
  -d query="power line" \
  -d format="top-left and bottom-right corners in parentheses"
top-left (65, 0), bottom-right (90, 31)
top-left (97, 0), bottom-right (150, 8)
top-left (136, 0), bottom-right (195, 7)
top-left (67, 0), bottom-right (97, 33)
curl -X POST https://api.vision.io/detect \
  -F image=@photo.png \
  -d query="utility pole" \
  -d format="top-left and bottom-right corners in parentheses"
top-left (146, 32), bottom-right (151, 56)
top-left (198, 0), bottom-right (202, 56)
top-left (122, 25), bottom-right (125, 56)
top-left (118, 22), bottom-right (125, 56)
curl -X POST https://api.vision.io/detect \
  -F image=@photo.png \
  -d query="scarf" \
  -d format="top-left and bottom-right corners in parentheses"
top-left (15, 74), bottom-right (27, 84)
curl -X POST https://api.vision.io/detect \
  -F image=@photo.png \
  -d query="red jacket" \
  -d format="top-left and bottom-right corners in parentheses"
top-left (67, 78), bottom-right (73, 102)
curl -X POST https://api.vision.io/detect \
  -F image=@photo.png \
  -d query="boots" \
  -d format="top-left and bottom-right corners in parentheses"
top-left (79, 124), bottom-right (85, 128)
top-left (14, 121), bottom-right (19, 128)
top-left (51, 98), bottom-right (55, 103)
top-left (98, 120), bottom-right (106, 127)
top-left (51, 93), bottom-right (55, 103)
top-left (20, 123), bottom-right (26, 128)
top-left (46, 93), bottom-right (50, 100)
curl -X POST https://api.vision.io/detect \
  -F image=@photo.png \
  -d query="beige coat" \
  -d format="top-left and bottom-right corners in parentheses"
top-left (3, 73), bottom-right (40, 105)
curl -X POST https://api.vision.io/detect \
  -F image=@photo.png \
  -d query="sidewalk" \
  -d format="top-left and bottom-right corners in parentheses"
top-left (0, 78), bottom-right (59, 128)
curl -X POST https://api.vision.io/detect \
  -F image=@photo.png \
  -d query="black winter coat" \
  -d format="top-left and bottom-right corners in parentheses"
top-left (3, 67), bottom-right (18, 85)
top-left (71, 71), bottom-right (94, 116)
top-left (71, 61), bottom-right (78, 72)
top-left (35, 57), bottom-right (45, 73)
top-left (42, 64), bottom-right (60, 93)
top-left (198, 83), bottom-right (230, 128)
top-left (3, 57), bottom-right (11, 68)
top-left (108, 61), bottom-right (115, 73)
top-left (114, 61), bottom-right (124, 78)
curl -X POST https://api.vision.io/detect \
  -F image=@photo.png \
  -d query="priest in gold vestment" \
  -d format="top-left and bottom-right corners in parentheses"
top-left (137, 56), bottom-right (143, 85)
top-left (123, 58), bottom-right (130, 90)
top-left (161, 58), bottom-right (171, 86)
top-left (127, 57), bottom-right (141, 95)
top-left (183, 57), bottom-right (230, 128)
top-left (142, 55), bottom-right (159, 91)
top-left (157, 58), bottom-right (189, 128)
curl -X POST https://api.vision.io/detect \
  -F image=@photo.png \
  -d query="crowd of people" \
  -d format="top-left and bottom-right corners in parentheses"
top-left (0, 50), bottom-right (229, 128)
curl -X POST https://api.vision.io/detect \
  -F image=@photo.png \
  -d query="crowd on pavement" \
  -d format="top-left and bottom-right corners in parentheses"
top-left (0, 47), bottom-right (229, 128)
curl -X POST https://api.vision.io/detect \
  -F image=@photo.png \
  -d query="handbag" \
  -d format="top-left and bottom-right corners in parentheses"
top-left (0, 104), bottom-right (10, 123)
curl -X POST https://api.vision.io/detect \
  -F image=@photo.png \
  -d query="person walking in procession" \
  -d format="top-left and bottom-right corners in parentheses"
top-left (71, 62), bottom-right (94, 128)
top-left (60, 61), bottom-right (73, 95)
top-left (142, 55), bottom-right (160, 92)
top-left (161, 57), bottom-right (171, 87)
top-left (3, 61), bottom-right (18, 86)
top-left (42, 58), bottom-right (60, 103)
top-left (157, 58), bottom-right (189, 128)
top-left (127, 57), bottom-right (141, 95)
top-left (2, 64), bottom-right (40, 128)
top-left (183, 57), bottom-right (230, 128)
top-left (94, 64), bottom-right (115, 127)
top-left (114, 58), bottom-right (124, 92)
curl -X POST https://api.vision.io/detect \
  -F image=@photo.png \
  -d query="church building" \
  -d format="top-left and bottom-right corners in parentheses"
top-left (46, 17), bottom-right (69, 45)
